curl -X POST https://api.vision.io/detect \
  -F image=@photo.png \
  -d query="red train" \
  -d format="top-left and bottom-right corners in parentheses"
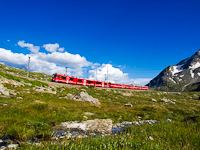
top-left (52, 73), bottom-right (149, 90)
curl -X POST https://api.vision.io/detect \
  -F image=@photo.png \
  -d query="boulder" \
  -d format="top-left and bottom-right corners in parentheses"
top-left (59, 119), bottom-right (112, 134)
top-left (122, 93), bottom-right (132, 97)
top-left (72, 92), bottom-right (101, 105)
top-left (124, 103), bottom-right (133, 107)
top-left (150, 99), bottom-right (157, 102)
top-left (161, 98), bottom-right (175, 104)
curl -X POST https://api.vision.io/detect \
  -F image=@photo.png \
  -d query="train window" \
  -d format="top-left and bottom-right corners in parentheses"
top-left (56, 75), bottom-right (60, 78)
top-left (61, 76), bottom-right (66, 79)
top-left (96, 82), bottom-right (101, 84)
top-left (87, 81), bottom-right (94, 84)
top-left (104, 83), bottom-right (107, 85)
top-left (78, 79), bottom-right (82, 82)
top-left (70, 78), bottom-right (74, 81)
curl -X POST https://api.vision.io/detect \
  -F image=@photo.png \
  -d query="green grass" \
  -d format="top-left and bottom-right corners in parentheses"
top-left (0, 64), bottom-right (200, 149)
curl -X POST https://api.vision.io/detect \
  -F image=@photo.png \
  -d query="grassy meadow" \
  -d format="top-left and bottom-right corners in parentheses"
top-left (0, 64), bottom-right (200, 149)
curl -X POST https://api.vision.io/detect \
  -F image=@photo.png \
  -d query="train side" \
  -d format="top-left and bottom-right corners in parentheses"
top-left (52, 73), bottom-right (149, 90)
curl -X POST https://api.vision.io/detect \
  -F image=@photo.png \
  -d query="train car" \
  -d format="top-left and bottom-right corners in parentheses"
top-left (133, 85), bottom-right (142, 90)
top-left (86, 79), bottom-right (95, 86)
top-left (141, 86), bottom-right (149, 90)
top-left (110, 83), bottom-right (123, 88)
top-left (94, 81), bottom-right (103, 87)
top-left (76, 78), bottom-right (86, 86)
top-left (124, 84), bottom-right (133, 89)
top-left (52, 74), bottom-right (67, 83)
top-left (103, 82), bottom-right (109, 88)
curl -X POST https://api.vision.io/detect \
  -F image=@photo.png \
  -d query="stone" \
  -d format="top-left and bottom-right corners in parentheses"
top-left (35, 88), bottom-right (44, 93)
top-left (83, 116), bottom-right (88, 120)
top-left (72, 92), bottom-right (101, 105)
top-left (7, 144), bottom-right (18, 149)
top-left (64, 93), bottom-right (74, 99)
top-left (83, 112), bottom-right (95, 116)
top-left (161, 98), bottom-right (175, 104)
top-left (16, 97), bottom-right (23, 100)
top-left (59, 119), bottom-right (112, 134)
top-left (148, 136), bottom-right (154, 141)
top-left (150, 99), bottom-right (157, 102)
top-left (122, 93), bottom-right (132, 97)
top-left (51, 137), bottom-right (58, 141)
top-left (33, 100), bottom-right (46, 104)
top-left (166, 118), bottom-right (172, 122)
top-left (124, 103), bottom-right (133, 107)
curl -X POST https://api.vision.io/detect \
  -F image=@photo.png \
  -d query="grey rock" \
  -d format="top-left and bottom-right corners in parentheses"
top-left (150, 98), bottom-right (157, 102)
top-left (59, 119), bottom-right (112, 134)
top-left (124, 103), bottom-right (133, 107)
top-left (72, 92), bottom-right (101, 105)
top-left (7, 144), bottom-right (18, 149)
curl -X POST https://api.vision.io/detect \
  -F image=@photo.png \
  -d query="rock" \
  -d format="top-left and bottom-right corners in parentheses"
top-left (72, 92), bottom-right (101, 105)
top-left (7, 144), bottom-right (18, 149)
top-left (122, 93), bottom-right (132, 97)
top-left (59, 119), bottom-right (112, 134)
top-left (166, 118), bottom-right (172, 122)
top-left (148, 136), bottom-right (154, 141)
top-left (161, 98), bottom-right (175, 104)
top-left (64, 93), bottom-right (74, 99)
top-left (16, 97), bottom-right (23, 100)
top-left (35, 88), bottom-right (44, 93)
top-left (65, 133), bottom-right (72, 139)
top-left (76, 135), bottom-right (83, 139)
top-left (10, 91), bottom-right (17, 96)
top-left (150, 99), bottom-right (157, 102)
top-left (51, 137), bottom-right (58, 141)
top-left (33, 100), bottom-right (46, 104)
top-left (83, 112), bottom-right (95, 116)
top-left (83, 116), bottom-right (88, 120)
top-left (124, 103), bottom-right (133, 107)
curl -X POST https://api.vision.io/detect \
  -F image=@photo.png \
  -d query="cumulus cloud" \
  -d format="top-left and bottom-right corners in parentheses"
top-left (58, 47), bottom-right (64, 52)
top-left (42, 43), bottom-right (60, 52)
top-left (0, 48), bottom-right (91, 77)
top-left (88, 64), bottom-right (150, 85)
top-left (91, 63), bottom-right (100, 69)
top-left (18, 40), bottom-right (40, 53)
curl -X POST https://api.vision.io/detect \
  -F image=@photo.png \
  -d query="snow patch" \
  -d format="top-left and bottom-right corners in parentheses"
top-left (169, 77), bottom-right (176, 83)
top-left (197, 72), bottom-right (200, 76)
top-left (190, 70), bottom-right (194, 78)
top-left (189, 62), bottom-right (200, 70)
top-left (170, 65), bottom-right (183, 76)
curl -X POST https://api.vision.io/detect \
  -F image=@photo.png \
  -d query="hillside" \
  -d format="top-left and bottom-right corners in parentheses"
top-left (0, 64), bottom-right (200, 149)
top-left (147, 50), bottom-right (200, 91)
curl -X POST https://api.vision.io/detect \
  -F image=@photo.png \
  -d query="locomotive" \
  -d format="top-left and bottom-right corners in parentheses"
top-left (52, 73), bottom-right (149, 90)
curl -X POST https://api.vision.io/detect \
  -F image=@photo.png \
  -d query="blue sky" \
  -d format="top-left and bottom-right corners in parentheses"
top-left (0, 0), bottom-right (200, 85)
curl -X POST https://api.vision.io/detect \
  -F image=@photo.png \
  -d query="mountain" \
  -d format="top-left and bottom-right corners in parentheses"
top-left (147, 50), bottom-right (200, 91)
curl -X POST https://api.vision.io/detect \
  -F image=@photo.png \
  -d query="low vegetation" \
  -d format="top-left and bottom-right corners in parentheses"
top-left (0, 64), bottom-right (200, 149)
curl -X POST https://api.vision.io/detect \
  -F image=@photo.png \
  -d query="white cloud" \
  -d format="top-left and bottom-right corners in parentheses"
top-left (42, 43), bottom-right (60, 52)
top-left (58, 47), bottom-right (64, 52)
top-left (0, 48), bottom-right (91, 77)
top-left (91, 63), bottom-right (100, 69)
top-left (7, 40), bottom-right (10, 42)
top-left (18, 40), bottom-right (40, 53)
top-left (88, 64), bottom-right (150, 86)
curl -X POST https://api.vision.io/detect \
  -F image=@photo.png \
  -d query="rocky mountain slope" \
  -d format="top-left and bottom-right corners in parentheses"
top-left (147, 50), bottom-right (200, 91)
